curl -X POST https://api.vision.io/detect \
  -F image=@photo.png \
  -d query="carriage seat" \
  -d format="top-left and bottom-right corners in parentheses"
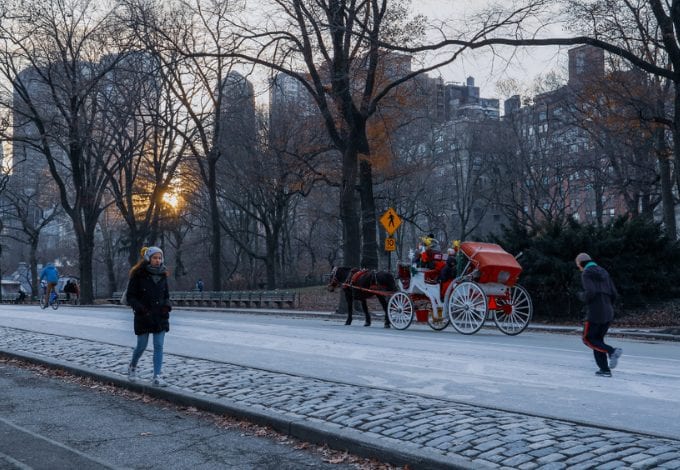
top-left (424, 260), bottom-right (446, 284)
top-left (397, 263), bottom-right (411, 289)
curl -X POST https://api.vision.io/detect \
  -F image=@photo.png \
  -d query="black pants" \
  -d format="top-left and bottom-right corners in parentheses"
top-left (582, 321), bottom-right (615, 371)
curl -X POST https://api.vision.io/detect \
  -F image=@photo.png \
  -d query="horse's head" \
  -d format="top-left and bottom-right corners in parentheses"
top-left (327, 266), bottom-right (351, 292)
top-left (327, 266), bottom-right (340, 291)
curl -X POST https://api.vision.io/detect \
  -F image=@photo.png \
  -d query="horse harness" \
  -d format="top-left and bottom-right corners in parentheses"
top-left (341, 268), bottom-right (391, 296)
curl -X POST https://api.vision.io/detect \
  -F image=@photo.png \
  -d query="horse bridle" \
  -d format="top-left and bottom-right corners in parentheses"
top-left (327, 266), bottom-right (340, 291)
top-left (328, 266), bottom-right (357, 291)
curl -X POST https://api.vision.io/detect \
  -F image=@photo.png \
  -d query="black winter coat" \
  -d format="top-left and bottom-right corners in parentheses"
top-left (126, 267), bottom-right (172, 335)
top-left (579, 264), bottom-right (618, 324)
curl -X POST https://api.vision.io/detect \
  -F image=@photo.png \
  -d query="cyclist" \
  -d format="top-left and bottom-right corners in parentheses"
top-left (39, 263), bottom-right (59, 309)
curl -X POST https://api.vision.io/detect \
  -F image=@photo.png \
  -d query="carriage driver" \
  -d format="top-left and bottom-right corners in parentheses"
top-left (439, 241), bottom-right (462, 299)
top-left (417, 233), bottom-right (440, 269)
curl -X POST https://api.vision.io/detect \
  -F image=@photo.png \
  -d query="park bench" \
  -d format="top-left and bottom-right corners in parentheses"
top-left (0, 292), bottom-right (21, 304)
top-left (109, 290), bottom-right (298, 309)
top-left (108, 291), bottom-right (124, 304)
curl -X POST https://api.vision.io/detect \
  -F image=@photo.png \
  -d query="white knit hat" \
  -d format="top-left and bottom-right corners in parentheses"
top-left (575, 252), bottom-right (591, 265)
top-left (144, 246), bottom-right (164, 262)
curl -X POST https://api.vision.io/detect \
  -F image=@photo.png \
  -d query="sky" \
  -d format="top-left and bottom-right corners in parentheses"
top-left (245, 0), bottom-right (572, 109)
top-left (413, 0), bottom-right (569, 101)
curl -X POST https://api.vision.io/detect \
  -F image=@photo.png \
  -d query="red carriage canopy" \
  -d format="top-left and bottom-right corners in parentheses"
top-left (460, 242), bottom-right (522, 286)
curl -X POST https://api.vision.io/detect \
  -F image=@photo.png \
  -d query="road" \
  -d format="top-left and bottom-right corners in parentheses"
top-left (1, 304), bottom-right (678, 441)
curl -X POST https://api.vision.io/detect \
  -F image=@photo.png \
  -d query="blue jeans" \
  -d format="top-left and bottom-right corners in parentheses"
top-left (130, 332), bottom-right (165, 376)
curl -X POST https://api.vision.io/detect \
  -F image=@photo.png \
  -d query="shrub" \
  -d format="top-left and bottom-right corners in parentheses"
top-left (494, 217), bottom-right (680, 321)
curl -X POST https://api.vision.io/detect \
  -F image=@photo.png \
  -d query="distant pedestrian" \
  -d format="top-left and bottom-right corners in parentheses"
top-left (195, 278), bottom-right (204, 292)
top-left (575, 253), bottom-right (622, 377)
top-left (125, 246), bottom-right (172, 387)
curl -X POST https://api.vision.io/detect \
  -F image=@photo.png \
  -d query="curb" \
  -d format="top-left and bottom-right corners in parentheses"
top-left (1, 349), bottom-right (480, 470)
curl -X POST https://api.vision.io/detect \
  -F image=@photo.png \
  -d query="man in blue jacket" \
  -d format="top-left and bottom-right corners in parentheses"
top-left (576, 253), bottom-right (622, 377)
top-left (39, 263), bottom-right (59, 308)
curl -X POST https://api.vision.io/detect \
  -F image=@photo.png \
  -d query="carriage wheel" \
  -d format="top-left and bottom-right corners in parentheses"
top-left (447, 281), bottom-right (487, 335)
top-left (387, 292), bottom-right (414, 330)
top-left (493, 284), bottom-right (532, 335)
top-left (427, 307), bottom-right (450, 331)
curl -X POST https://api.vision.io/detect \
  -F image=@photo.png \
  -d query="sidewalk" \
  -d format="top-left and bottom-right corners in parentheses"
top-left (0, 358), bottom-right (357, 470)
top-left (1, 325), bottom-right (679, 469)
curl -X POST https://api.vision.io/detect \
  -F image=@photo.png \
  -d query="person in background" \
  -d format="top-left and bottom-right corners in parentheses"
top-left (418, 234), bottom-right (440, 269)
top-left (576, 252), bottom-right (622, 377)
top-left (126, 246), bottom-right (172, 387)
top-left (438, 250), bottom-right (458, 300)
top-left (195, 278), bottom-right (204, 292)
top-left (17, 287), bottom-right (27, 304)
top-left (64, 279), bottom-right (80, 302)
top-left (39, 263), bottom-right (59, 309)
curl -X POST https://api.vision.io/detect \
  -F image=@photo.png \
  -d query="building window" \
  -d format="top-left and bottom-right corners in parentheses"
top-left (576, 53), bottom-right (585, 73)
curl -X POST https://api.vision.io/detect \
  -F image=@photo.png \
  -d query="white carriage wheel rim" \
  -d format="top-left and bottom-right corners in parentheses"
top-left (388, 293), bottom-right (413, 329)
top-left (448, 282), bottom-right (486, 333)
top-left (495, 285), bottom-right (532, 334)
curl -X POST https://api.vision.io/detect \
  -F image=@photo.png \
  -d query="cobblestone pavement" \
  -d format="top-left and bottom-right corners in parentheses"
top-left (1, 326), bottom-right (679, 470)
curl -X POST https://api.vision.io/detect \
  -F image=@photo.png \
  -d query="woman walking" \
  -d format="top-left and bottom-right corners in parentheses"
top-left (126, 246), bottom-right (172, 386)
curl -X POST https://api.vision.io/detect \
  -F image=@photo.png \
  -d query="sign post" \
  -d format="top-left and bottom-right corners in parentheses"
top-left (379, 208), bottom-right (402, 273)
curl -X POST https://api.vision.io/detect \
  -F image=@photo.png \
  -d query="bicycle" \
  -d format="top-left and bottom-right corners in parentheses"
top-left (39, 283), bottom-right (59, 310)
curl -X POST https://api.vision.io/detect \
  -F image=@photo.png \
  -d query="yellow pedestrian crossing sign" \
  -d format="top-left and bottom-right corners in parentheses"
top-left (380, 208), bottom-right (401, 235)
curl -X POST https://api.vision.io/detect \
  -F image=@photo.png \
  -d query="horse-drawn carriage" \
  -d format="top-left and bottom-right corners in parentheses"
top-left (387, 242), bottom-right (533, 335)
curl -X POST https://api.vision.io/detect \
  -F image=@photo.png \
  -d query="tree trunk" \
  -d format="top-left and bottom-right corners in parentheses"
top-left (30, 243), bottom-right (39, 300)
top-left (102, 233), bottom-right (117, 295)
top-left (658, 100), bottom-right (676, 238)
top-left (359, 158), bottom-right (378, 269)
top-left (265, 238), bottom-right (277, 289)
top-left (208, 157), bottom-right (222, 290)
top-left (594, 183), bottom-right (604, 226)
top-left (340, 144), bottom-right (361, 267)
top-left (640, 192), bottom-right (654, 221)
top-left (128, 226), bottom-right (146, 268)
top-left (77, 230), bottom-right (96, 304)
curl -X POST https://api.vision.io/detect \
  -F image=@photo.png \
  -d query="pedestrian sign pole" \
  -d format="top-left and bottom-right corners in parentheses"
top-left (380, 208), bottom-right (402, 273)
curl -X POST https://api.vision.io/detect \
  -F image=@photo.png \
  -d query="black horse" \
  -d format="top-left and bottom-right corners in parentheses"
top-left (327, 266), bottom-right (397, 327)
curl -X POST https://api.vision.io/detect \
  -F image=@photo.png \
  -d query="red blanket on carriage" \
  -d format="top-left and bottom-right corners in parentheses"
top-left (460, 242), bottom-right (522, 286)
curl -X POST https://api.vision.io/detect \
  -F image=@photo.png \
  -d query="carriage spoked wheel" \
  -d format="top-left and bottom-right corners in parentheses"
top-left (447, 281), bottom-right (487, 335)
top-left (387, 292), bottom-right (414, 330)
top-left (493, 284), bottom-right (533, 335)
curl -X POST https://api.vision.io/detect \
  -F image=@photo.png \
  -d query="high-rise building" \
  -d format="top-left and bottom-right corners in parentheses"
top-left (216, 71), bottom-right (257, 164)
top-left (503, 45), bottom-right (633, 225)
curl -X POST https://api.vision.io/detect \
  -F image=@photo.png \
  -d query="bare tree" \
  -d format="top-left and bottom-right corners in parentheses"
top-left (0, 0), bottom-right (134, 302)
top-left (2, 174), bottom-right (61, 298)
top-left (385, 0), bottom-right (680, 237)
top-left (218, 107), bottom-right (328, 288)
top-left (171, 1), bottom-right (466, 268)
top-left (565, 63), bottom-right (665, 222)
top-left (99, 51), bottom-right (188, 268)
top-left (121, 0), bottom-right (247, 290)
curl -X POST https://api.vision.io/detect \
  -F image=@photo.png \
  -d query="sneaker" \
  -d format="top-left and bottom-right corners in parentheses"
top-left (595, 369), bottom-right (612, 377)
top-left (152, 375), bottom-right (167, 387)
top-left (127, 364), bottom-right (136, 381)
top-left (609, 348), bottom-right (623, 369)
